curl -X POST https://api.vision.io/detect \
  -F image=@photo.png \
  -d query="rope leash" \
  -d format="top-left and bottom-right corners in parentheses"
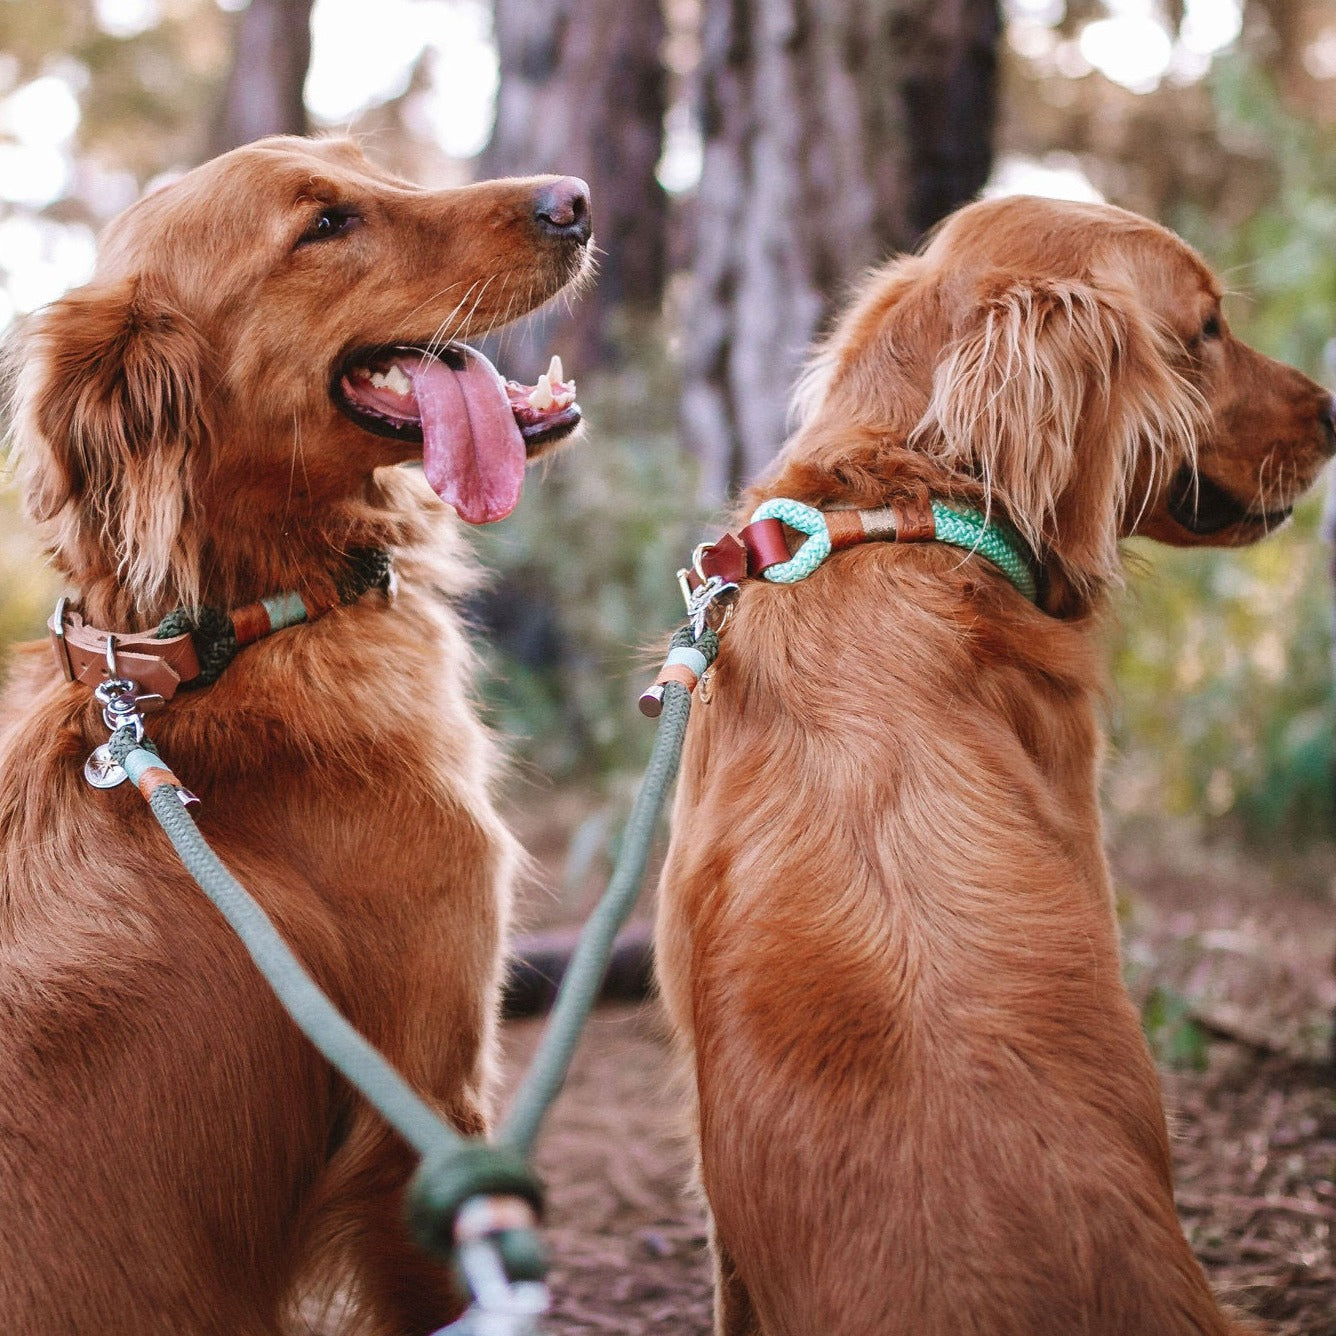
top-left (91, 620), bottom-right (716, 1335)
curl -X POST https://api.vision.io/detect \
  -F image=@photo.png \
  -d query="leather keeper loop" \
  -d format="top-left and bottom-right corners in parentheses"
top-left (695, 532), bottom-right (749, 586)
top-left (48, 608), bottom-right (199, 701)
top-left (895, 492), bottom-right (936, 543)
top-left (740, 518), bottom-right (792, 574)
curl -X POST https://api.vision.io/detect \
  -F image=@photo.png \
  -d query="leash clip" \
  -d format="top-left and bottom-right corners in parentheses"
top-left (83, 679), bottom-right (189, 804)
top-left (685, 574), bottom-right (738, 639)
top-left (435, 1195), bottom-right (548, 1336)
top-left (85, 678), bottom-right (146, 789)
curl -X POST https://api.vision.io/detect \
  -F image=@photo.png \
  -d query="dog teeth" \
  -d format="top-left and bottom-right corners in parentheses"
top-left (547, 354), bottom-right (564, 385)
top-left (367, 365), bottom-right (412, 396)
top-left (528, 374), bottom-right (556, 410)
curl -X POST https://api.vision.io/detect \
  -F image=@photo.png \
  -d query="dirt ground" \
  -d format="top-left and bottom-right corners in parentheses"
top-left (500, 825), bottom-right (1336, 1335)
top-left (502, 1005), bottom-right (1335, 1336)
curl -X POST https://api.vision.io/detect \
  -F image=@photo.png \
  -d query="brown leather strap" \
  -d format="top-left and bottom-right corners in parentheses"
top-left (686, 518), bottom-right (794, 592)
top-left (49, 607), bottom-right (200, 702)
top-left (895, 491), bottom-right (936, 543)
top-left (695, 532), bottom-right (749, 586)
top-left (739, 518), bottom-right (791, 574)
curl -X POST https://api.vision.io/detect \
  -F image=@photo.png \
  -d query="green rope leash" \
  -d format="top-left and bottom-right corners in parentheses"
top-left (930, 501), bottom-right (1037, 603)
top-left (748, 499), bottom-right (831, 583)
top-left (102, 616), bottom-right (717, 1315)
top-left (501, 626), bottom-right (716, 1155)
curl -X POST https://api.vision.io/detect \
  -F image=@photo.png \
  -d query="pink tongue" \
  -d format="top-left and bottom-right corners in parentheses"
top-left (406, 348), bottom-right (526, 524)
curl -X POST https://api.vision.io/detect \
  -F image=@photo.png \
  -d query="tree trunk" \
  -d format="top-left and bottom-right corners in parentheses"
top-left (483, 0), bottom-right (668, 375)
top-left (210, 0), bottom-right (313, 156)
top-left (683, 0), bottom-right (1001, 503)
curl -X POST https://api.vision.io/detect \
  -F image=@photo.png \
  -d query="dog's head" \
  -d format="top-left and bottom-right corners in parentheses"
top-left (788, 195), bottom-right (1335, 614)
top-left (13, 136), bottom-right (592, 613)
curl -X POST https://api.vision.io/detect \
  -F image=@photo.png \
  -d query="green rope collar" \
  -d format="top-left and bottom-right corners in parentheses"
top-left (156, 547), bottom-right (392, 686)
top-left (749, 497), bottom-right (1039, 604)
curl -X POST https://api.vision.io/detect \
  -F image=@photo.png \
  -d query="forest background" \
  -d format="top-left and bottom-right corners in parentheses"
top-left (0, 0), bottom-right (1333, 911)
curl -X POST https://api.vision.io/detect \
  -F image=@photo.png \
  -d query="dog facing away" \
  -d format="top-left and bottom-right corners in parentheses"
top-left (655, 195), bottom-right (1335, 1336)
top-left (0, 137), bottom-right (590, 1335)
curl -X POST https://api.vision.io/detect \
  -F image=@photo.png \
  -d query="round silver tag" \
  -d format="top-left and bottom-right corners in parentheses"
top-left (84, 744), bottom-right (128, 789)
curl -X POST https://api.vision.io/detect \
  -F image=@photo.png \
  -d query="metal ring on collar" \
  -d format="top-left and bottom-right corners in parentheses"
top-left (749, 499), bottom-right (831, 583)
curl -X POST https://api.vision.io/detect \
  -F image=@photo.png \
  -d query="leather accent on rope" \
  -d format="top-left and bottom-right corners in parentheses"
top-left (685, 498), bottom-right (1039, 605)
top-left (156, 546), bottom-right (391, 686)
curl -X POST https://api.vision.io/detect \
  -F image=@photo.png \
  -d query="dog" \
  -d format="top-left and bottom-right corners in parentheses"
top-left (0, 137), bottom-right (590, 1335)
top-left (654, 194), bottom-right (1335, 1335)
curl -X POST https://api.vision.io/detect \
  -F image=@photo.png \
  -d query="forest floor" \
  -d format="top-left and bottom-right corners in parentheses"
top-left (500, 807), bottom-right (1336, 1334)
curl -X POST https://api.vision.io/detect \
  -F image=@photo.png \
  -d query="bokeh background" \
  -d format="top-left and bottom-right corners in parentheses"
top-left (1, 3), bottom-right (1334, 1328)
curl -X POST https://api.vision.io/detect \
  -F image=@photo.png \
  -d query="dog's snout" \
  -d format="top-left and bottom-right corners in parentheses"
top-left (533, 177), bottom-right (592, 245)
top-left (1320, 393), bottom-right (1336, 456)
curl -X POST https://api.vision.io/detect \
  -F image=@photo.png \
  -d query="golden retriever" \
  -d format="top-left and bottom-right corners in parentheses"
top-left (655, 195), bottom-right (1335, 1335)
top-left (0, 137), bottom-right (590, 1335)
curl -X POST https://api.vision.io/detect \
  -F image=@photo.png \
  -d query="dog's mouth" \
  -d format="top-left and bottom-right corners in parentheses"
top-left (1165, 467), bottom-right (1294, 536)
top-left (332, 343), bottom-right (581, 524)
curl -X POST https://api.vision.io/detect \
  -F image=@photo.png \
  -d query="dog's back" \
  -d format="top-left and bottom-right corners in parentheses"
top-left (658, 562), bottom-right (1238, 1334)
top-left (656, 195), bottom-right (1334, 1335)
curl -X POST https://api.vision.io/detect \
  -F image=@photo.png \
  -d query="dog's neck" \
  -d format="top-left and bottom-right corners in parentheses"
top-left (752, 441), bottom-right (1103, 620)
top-left (46, 469), bottom-right (431, 632)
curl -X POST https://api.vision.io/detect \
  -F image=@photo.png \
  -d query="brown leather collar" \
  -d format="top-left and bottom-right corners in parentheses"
top-left (50, 600), bottom-right (200, 704)
top-left (48, 550), bottom-right (394, 705)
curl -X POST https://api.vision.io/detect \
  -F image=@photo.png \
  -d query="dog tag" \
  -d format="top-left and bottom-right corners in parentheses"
top-left (84, 744), bottom-right (128, 789)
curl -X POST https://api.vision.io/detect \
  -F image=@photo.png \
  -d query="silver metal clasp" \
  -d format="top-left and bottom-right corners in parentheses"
top-left (83, 678), bottom-right (146, 789)
top-left (432, 1196), bottom-right (548, 1336)
top-left (52, 595), bottom-right (76, 680)
top-left (684, 573), bottom-right (739, 639)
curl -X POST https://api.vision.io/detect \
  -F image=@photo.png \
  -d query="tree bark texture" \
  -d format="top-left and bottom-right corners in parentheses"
top-left (211, 0), bottom-right (312, 156)
top-left (484, 0), bottom-right (668, 373)
top-left (683, 0), bottom-right (1000, 503)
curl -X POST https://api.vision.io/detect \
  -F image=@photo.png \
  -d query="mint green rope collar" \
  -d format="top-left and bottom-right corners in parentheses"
top-left (749, 497), bottom-right (1039, 604)
top-left (928, 501), bottom-right (1038, 603)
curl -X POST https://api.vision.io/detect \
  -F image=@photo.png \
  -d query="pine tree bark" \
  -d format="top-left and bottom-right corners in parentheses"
top-left (683, 0), bottom-right (1000, 502)
top-left (211, 0), bottom-right (313, 156)
top-left (484, 0), bottom-right (668, 374)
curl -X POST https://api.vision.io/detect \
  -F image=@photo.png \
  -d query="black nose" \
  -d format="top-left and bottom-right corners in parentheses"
top-left (1321, 394), bottom-right (1336, 456)
top-left (533, 177), bottom-right (591, 245)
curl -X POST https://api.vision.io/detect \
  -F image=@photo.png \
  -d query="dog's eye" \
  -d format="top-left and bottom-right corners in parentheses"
top-left (1201, 312), bottom-right (1222, 341)
top-left (297, 207), bottom-right (361, 247)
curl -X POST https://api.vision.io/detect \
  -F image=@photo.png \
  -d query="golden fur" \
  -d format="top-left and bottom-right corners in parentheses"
top-left (655, 195), bottom-right (1335, 1335)
top-left (0, 137), bottom-right (588, 1335)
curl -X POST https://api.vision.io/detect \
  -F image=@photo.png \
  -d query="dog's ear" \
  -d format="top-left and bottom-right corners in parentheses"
top-left (19, 277), bottom-right (213, 607)
top-left (914, 275), bottom-right (1202, 607)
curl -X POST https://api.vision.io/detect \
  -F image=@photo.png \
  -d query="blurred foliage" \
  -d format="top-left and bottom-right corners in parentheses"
top-left (1174, 54), bottom-right (1336, 377)
top-left (1141, 984), bottom-right (1211, 1072)
top-left (0, 481), bottom-right (57, 658)
top-left (1110, 503), bottom-right (1334, 853)
top-left (469, 336), bottom-right (704, 783)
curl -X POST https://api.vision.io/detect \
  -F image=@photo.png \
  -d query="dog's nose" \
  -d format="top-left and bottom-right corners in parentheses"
top-left (1321, 394), bottom-right (1336, 456)
top-left (533, 177), bottom-right (592, 245)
